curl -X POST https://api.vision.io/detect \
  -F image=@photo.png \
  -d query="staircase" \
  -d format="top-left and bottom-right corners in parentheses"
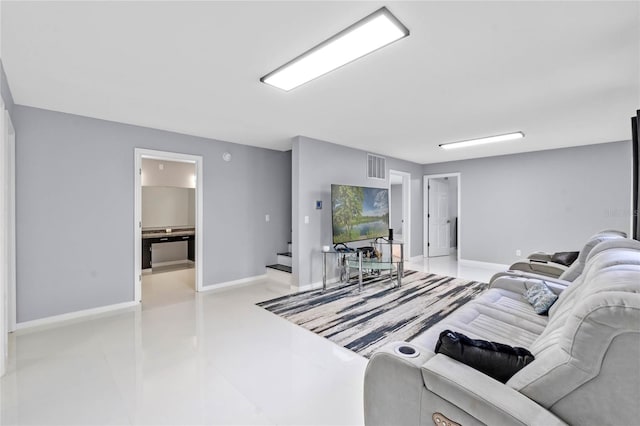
top-left (266, 242), bottom-right (292, 284)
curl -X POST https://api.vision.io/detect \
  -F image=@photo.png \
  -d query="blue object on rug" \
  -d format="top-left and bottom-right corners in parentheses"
top-left (257, 270), bottom-right (487, 358)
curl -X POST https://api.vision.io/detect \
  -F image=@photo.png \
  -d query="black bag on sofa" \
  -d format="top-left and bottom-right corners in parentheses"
top-left (550, 251), bottom-right (579, 267)
top-left (434, 330), bottom-right (535, 383)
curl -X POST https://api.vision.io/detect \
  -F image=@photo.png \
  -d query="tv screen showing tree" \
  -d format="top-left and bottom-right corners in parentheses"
top-left (331, 184), bottom-right (389, 244)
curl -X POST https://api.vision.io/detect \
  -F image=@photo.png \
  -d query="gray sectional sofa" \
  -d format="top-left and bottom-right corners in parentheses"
top-left (364, 236), bottom-right (640, 425)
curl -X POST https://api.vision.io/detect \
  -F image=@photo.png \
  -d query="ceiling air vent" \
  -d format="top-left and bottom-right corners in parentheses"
top-left (367, 154), bottom-right (386, 180)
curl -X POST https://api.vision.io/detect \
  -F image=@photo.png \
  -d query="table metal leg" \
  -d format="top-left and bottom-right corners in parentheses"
top-left (322, 252), bottom-right (327, 291)
top-left (398, 244), bottom-right (404, 288)
top-left (358, 252), bottom-right (363, 291)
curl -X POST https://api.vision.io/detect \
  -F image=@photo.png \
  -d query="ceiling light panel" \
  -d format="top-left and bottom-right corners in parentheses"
top-left (261, 7), bottom-right (409, 91)
top-left (439, 132), bottom-right (525, 150)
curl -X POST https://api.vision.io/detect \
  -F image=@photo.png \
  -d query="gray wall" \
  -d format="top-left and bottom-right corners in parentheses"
top-left (14, 106), bottom-right (292, 322)
top-left (423, 141), bottom-right (632, 265)
top-left (390, 184), bottom-right (403, 235)
top-left (292, 136), bottom-right (423, 288)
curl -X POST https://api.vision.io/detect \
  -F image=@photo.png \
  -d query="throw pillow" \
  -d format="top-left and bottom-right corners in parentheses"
top-left (525, 281), bottom-right (558, 314)
top-left (434, 330), bottom-right (535, 383)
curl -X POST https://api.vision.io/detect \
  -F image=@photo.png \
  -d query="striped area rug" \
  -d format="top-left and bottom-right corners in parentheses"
top-left (257, 270), bottom-right (487, 358)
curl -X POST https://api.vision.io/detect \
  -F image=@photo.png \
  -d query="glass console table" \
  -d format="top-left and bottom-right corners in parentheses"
top-left (322, 239), bottom-right (404, 291)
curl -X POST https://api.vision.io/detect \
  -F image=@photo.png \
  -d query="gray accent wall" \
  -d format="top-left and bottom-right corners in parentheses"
top-left (292, 136), bottom-right (423, 288)
top-left (423, 141), bottom-right (632, 265)
top-left (14, 105), bottom-right (292, 322)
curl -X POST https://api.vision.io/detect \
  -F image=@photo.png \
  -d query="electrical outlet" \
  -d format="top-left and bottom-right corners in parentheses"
top-left (516, 249), bottom-right (522, 257)
top-left (265, 214), bottom-right (270, 222)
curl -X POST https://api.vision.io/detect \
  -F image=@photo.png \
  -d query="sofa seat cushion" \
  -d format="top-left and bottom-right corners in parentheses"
top-left (411, 288), bottom-right (548, 351)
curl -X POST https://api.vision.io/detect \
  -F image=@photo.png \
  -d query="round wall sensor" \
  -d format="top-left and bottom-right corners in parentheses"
top-left (222, 152), bottom-right (232, 162)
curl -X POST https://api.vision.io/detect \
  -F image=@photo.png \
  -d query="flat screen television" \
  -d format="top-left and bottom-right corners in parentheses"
top-left (331, 184), bottom-right (389, 244)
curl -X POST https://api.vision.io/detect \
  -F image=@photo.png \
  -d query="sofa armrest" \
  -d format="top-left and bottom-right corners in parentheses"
top-left (508, 261), bottom-right (567, 279)
top-left (527, 252), bottom-right (553, 262)
top-left (421, 354), bottom-right (567, 426)
top-left (490, 273), bottom-right (570, 295)
top-left (491, 270), bottom-right (570, 283)
top-left (364, 341), bottom-right (435, 426)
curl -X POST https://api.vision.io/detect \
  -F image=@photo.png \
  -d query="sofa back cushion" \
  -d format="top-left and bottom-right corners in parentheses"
top-left (507, 241), bottom-right (640, 425)
top-left (558, 230), bottom-right (626, 282)
top-left (549, 238), bottom-right (638, 319)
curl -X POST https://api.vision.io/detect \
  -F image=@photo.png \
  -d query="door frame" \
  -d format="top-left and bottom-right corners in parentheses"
top-left (1, 103), bottom-right (15, 376)
top-left (423, 173), bottom-right (461, 260)
top-left (388, 169), bottom-right (411, 260)
top-left (5, 111), bottom-right (15, 333)
top-left (134, 148), bottom-right (204, 302)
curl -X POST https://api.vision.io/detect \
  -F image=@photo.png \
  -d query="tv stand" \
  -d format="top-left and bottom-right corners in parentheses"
top-left (322, 239), bottom-right (404, 291)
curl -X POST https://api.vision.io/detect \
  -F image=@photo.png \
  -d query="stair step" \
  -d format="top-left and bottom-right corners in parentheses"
top-left (277, 252), bottom-right (292, 257)
top-left (277, 253), bottom-right (292, 267)
top-left (266, 264), bottom-right (292, 273)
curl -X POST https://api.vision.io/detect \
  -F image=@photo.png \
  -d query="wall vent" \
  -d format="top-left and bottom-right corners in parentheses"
top-left (367, 154), bottom-right (386, 180)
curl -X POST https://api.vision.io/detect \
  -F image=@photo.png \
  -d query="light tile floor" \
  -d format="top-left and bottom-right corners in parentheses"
top-left (1, 256), bottom-right (503, 425)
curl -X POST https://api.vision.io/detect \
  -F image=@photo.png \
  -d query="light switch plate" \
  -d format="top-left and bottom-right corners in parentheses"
top-left (304, 216), bottom-right (309, 224)
top-left (265, 214), bottom-right (270, 222)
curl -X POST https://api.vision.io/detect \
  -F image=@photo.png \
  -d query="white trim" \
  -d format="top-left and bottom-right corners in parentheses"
top-left (150, 259), bottom-right (193, 268)
top-left (6, 113), bottom-right (15, 333)
top-left (266, 267), bottom-right (293, 285)
top-left (458, 259), bottom-right (509, 270)
top-left (294, 281), bottom-right (325, 292)
top-left (15, 301), bottom-right (139, 331)
top-left (388, 169), bottom-right (411, 260)
top-left (424, 173), bottom-right (461, 261)
top-left (199, 274), bottom-right (268, 293)
top-left (134, 148), bottom-right (204, 302)
top-left (0, 104), bottom-right (14, 378)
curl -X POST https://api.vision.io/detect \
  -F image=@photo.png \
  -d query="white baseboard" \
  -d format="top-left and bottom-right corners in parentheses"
top-left (459, 259), bottom-right (509, 270)
top-left (16, 301), bottom-right (139, 332)
top-left (151, 259), bottom-right (193, 268)
top-left (200, 274), bottom-right (267, 293)
top-left (293, 281), bottom-right (323, 292)
top-left (293, 277), bottom-right (341, 292)
top-left (266, 267), bottom-right (292, 285)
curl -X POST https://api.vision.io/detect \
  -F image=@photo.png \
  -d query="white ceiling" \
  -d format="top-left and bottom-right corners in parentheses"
top-left (2, 1), bottom-right (639, 164)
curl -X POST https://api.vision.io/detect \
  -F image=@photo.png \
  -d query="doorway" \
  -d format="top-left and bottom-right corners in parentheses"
top-left (134, 149), bottom-right (204, 305)
top-left (424, 173), bottom-right (460, 259)
top-left (388, 170), bottom-right (411, 260)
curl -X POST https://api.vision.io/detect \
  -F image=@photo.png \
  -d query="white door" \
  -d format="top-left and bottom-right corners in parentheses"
top-left (428, 179), bottom-right (450, 257)
top-left (389, 170), bottom-right (411, 260)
